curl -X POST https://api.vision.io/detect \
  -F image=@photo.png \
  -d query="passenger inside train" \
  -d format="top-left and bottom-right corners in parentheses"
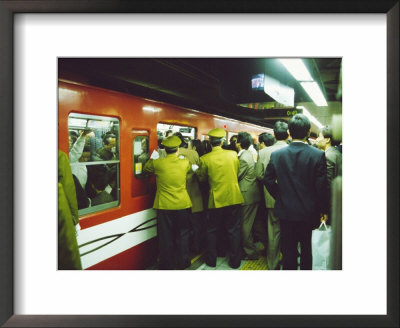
top-left (67, 114), bottom-right (121, 216)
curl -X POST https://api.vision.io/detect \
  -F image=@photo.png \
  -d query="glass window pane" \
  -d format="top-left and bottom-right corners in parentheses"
top-left (68, 113), bottom-right (120, 216)
top-left (133, 136), bottom-right (149, 177)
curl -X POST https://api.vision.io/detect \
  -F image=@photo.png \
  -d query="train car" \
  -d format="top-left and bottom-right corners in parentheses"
top-left (58, 79), bottom-right (272, 270)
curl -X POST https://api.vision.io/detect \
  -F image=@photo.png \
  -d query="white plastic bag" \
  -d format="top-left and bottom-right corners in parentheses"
top-left (312, 221), bottom-right (332, 270)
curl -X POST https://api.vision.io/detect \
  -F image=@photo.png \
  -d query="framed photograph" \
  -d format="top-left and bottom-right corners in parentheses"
top-left (1, 1), bottom-right (398, 327)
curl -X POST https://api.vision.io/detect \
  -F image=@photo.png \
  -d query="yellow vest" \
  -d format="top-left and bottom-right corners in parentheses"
top-left (144, 153), bottom-right (192, 210)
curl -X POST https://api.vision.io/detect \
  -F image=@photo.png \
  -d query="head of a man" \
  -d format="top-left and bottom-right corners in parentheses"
top-left (208, 128), bottom-right (226, 147)
top-left (258, 132), bottom-right (275, 149)
top-left (161, 135), bottom-right (181, 154)
top-left (236, 132), bottom-right (252, 151)
top-left (103, 134), bottom-right (116, 150)
top-left (316, 125), bottom-right (337, 150)
top-left (274, 121), bottom-right (289, 141)
top-left (288, 114), bottom-right (311, 141)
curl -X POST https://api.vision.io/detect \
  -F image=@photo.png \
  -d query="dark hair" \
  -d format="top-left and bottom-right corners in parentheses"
top-left (236, 132), bottom-right (252, 150)
top-left (274, 121), bottom-right (289, 140)
top-left (102, 133), bottom-right (116, 145)
top-left (91, 166), bottom-right (108, 191)
top-left (69, 130), bottom-right (79, 138)
top-left (192, 139), bottom-right (205, 157)
top-left (209, 137), bottom-right (223, 147)
top-left (174, 132), bottom-right (187, 148)
top-left (320, 125), bottom-right (340, 146)
top-left (288, 114), bottom-right (311, 140)
top-left (229, 135), bottom-right (237, 143)
top-left (202, 140), bottom-right (212, 154)
top-left (309, 131), bottom-right (318, 139)
top-left (158, 136), bottom-right (164, 149)
top-left (258, 132), bottom-right (276, 146)
top-left (165, 147), bottom-right (178, 154)
top-left (165, 130), bottom-right (173, 137)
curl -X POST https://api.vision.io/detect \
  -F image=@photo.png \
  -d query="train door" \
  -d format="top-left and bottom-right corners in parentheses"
top-left (131, 129), bottom-right (150, 197)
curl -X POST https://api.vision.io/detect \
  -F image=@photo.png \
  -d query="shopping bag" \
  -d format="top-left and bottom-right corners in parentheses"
top-left (311, 221), bottom-right (333, 270)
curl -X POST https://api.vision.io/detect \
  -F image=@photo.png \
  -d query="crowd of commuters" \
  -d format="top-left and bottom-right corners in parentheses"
top-left (143, 114), bottom-right (342, 270)
top-left (60, 114), bottom-right (342, 270)
top-left (68, 129), bottom-right (119, 210)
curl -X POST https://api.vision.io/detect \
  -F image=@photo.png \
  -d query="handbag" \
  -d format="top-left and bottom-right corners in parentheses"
top-left (311, 221), bottom-right (333, 270)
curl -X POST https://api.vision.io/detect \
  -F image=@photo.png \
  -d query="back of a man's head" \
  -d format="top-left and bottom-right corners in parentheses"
top-left (258, 132), bottom-right (275, 146)
top-left (237, 132), bottom-right (252, 150)
top-left (274, 121), bottom-right (289, 141)
top-left (173, 132), bottom-right (188, 148)
top-left (320, 125), bottom-right (340, 146)
top-left (288, 114), bottom-right (311, 140)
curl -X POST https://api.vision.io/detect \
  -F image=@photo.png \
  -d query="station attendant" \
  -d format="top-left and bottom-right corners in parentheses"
top-left (143, 135), bottom-right (192, 270)
top-left (196, 128), bottom-right (244, 269)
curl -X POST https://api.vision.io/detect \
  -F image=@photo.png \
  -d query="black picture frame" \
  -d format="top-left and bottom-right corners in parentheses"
top-left (0, 1), bottom-right (398, 327)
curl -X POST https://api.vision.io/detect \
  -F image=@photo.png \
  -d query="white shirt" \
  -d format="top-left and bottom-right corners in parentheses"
top-left (69, 135), bottom-right (88, 188)
top-left (248, 144), bottom-right (257, 162)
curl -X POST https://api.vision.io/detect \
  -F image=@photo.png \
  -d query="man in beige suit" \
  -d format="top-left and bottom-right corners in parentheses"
top-left (256, 121), bottom-right (289, 270)
top-left (236, 132), bottom-right (261, 260)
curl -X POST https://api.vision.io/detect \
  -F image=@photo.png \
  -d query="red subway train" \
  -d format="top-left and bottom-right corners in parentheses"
top-left (58, 78), bottom-right (271, 270)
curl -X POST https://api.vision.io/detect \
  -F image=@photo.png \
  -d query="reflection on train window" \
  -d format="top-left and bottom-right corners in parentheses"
top-left (157, 123), bottom-right (196, 143)
top-left (133, 136), bottom-right (149, 177)
top-left (68, 113), bottom-right (120, 216)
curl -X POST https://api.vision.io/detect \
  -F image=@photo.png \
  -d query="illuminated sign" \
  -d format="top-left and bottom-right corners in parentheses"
top-left (264, 75), bottom-right (295, 107)
top-left (251, 74), bottom-right (265, 90)
top-left (262, 108), bottom-right (303, 118)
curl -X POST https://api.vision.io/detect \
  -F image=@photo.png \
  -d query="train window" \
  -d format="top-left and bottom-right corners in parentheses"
top-left (157, 123), bottom-right (196, 142)
top-left (133, 135), bottom-right (149, 177)
top-left (68, 113), bottom-right (120, 216)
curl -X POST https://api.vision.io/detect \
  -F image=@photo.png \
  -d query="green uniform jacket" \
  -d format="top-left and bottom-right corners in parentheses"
top-left (58, 182), bottom-right (82, 270)
top-left (58, 150), bottom-right (82, 269)
top-left (178, 147), bottom-right (204, 213)
top-left (58, 150), bottom-right (79, 225)
top-left (197, 146), bottom-right (244, 209)
top-left (144, 153), bottom-right (192, 210)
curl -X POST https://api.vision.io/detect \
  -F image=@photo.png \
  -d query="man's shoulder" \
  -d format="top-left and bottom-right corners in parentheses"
top-left (307, 144), bottom-right (325, 156)
top-left (240, 149), bottom-right (253, 162)
top-left (271, 144), bottom-right (290, 156)
top-left (325, 146), bottom-right (342, 160)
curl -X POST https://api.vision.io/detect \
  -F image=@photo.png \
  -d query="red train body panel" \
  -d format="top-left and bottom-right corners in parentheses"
top-left (58, 79), bottom-right (271, 270)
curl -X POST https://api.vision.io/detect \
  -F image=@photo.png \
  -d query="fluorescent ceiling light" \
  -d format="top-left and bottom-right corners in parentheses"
top-left (297, 106), bottom-right (323, 129)
top-left (300, 82), bottom-right (328, 107)
top-left (279, 59), bottom-right (313, 81)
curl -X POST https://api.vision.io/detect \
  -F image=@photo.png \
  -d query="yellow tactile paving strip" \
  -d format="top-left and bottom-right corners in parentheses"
top-left (240, 256), bottom-right (269, 270)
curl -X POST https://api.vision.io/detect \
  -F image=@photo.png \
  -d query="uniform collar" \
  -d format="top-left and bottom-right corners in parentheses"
top-left (237, 149), bottom-right (245, 157)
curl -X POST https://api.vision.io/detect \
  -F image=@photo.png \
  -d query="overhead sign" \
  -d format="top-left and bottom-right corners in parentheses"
top-left (262, 108), bottom-right (303, 118)
top-left (251, 74), bottom-right (265, 90)
top-left (264, 75), bottom-right (295, 107)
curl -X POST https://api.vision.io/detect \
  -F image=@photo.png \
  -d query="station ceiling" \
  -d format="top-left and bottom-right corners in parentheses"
top-left (58, 58), bottom-right (342, 132)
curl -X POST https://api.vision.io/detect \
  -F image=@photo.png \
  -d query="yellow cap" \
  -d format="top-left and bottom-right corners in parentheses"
top-left (161, 135), bottom-right (181, 148)
top-left (208, 128), bottom-right (226, 138)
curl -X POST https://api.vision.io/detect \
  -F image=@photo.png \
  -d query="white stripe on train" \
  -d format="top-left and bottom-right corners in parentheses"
top-left (77, 208), bottom-right (157, 269)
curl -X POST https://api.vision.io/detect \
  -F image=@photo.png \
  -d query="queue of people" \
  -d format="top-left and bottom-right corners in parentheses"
top-left (148, 114), bottom-right (342, 270)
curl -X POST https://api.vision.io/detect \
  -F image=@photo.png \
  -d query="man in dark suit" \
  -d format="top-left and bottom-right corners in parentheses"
top-left (263, 114), bottom-right (329, 270)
